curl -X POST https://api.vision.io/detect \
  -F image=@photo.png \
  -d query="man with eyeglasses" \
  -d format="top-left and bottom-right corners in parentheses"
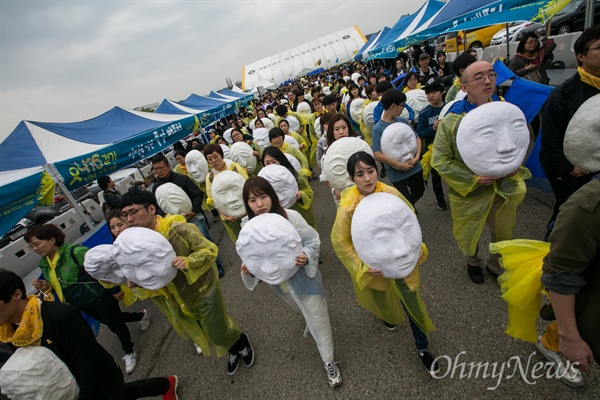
top-left (119, 189), bottom-right (255, 376)
top-left (431, 60), bottom-right (530, 285)
top-left (151, 154), bottom-right (225, 277)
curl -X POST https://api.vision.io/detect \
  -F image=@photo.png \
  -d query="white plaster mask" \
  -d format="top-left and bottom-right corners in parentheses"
top-left (252, 127), bottom-right (271, 150)
top-left (380, 123), bottom-right (417, 163)
top-left (236, 213), bottom-right (302, 285)
top-left (296, 102), bottom-right (311, 114)
top-left (438, 99), bottom-right (460, 120)
top-left (314, 117), bottom-right (323, 139)
top-left (285, 115), bottom-right (300, 132)
top-left (83, 244), bottom-right (127, 285)
top-left (267, 114), bottom-right (278, 125)
top-left (455, 88), bottom-right (467, 101)
top-left (223, 128), bottom-right (234, 144)
top-left (230, 142), bottom-right (258, 173)
top-left (155, 182), bottom-right (193, 215)
top-left (258, 164), bottom-right (299, 208)
top-left (249, 118), bottom-right (274, 131)
top-left (285, 153), bottom-right (302, 172)
top-left (211, 170), bottom-right (246, 218)
top-left (350, 98), bottom-right (365, 124)
top-left (0, 346), bottom-right (79, 400)
top-left (113, 227), bottom-right (177, 290)
top-left (351, 192), bottom-right (422, 279)
top-left (362, 101), bottom-right (379, 131)
top-left (323, 137), bottom-right (374, 191)
top-left (284, 135), bottom-right (300, 149)
top-left (405, 89), bottom-right (429, 119)
top-left (564, 93), bottom-right (600, 172)
top-left (456, 102), bottom-right (529, 178)
top-left (220, 144), bottom-right (231, 160)
top-left (185, 150), bottom-right (209, 183)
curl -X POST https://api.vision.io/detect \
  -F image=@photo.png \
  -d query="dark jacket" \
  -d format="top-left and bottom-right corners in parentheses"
top-left (540, 72), bottom-right (600, 177)
top-left (153, 171), bottom-right (204, 214)
top-left (102, 189), bottom-right (121, 210)
top-left (40, 301), bottom-right (124, 399)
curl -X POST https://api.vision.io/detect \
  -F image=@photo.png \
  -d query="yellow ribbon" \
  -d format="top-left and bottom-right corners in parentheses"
top-left (47, 252), bottom-right (65, 303)
top-left (578, 66), bottom-right (600, 90)
top-left (0, 296), bottom-right (44, 347)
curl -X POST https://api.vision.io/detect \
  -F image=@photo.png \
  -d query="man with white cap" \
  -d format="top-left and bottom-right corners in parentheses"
top-left (431, 60), bottom-right (530, 284)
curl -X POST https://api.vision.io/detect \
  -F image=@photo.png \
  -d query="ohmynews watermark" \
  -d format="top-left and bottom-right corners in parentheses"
top-left (431, 351), bottom-right (579, 390)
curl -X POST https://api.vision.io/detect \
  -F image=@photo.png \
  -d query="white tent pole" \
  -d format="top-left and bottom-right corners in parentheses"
top-left (46, 163), bottom-right (98, 233)
top-left (584, 0), bottom-right (594, 28)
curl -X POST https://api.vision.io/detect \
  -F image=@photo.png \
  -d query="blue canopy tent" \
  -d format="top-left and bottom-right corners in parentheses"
top-left (0, 108), bottom-right (197, 235)
top-left (368, 0), bottom-right (445, 58)
top-left (156, 95), bottom-right (235, 128)
top-left (397, 0), bottom-right (572, 49)
top-left (354, 31), bottom-right (380, 61)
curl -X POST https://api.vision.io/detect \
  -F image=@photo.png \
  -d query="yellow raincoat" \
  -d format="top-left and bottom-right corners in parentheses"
top-left (205, 161), bottom-right (249, 243)
top-left (331, 182), bottom-right (435, 334)
top-left (431, 112), bottom-right (531, 258)
top-left (297, 112), bottom-right (319, 168)
top-left (289, 174), bottom-right (317, 229)
top-left (280, 142), bottom-right (311, 178)
top-left (358, 99), bottom-right (373, 147)
top-left (489, 240), bottom-right (549, 343)
top-left (142, 214), bottom-right (242, 356)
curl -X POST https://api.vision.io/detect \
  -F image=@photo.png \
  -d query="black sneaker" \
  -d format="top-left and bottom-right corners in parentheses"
top-left (383, 321), bottom-right (397, 331)
top-left (467, 264), bottom-right (484, 284)
top-left (436, 198), bottom-right (447, 210)
top-left (227, 352), bottom-right (240, 376)
top-left (239, 333), bottom-right (255, 368)
top-left (419, 351), bottom-right (440, 375)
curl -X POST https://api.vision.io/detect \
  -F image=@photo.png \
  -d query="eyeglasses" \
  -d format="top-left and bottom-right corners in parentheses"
top-left (153, 165), bottom-right (169, 171)
top-left (121, 206), bottom-right (148, 219)
top-left (525, 40), bottom-right (538, 45)
top-left (464, 71), bottom-right (497, 85)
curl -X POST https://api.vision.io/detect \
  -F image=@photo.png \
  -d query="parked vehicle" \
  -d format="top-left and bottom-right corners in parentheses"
top-left (434, 35), bottom-right (446, 53)
top-left (445, 24), bottom-right (505, 53)
top-left (490, 21), bottom-right (545, 46)
top-left (550, 0), bottom-right (600, 35)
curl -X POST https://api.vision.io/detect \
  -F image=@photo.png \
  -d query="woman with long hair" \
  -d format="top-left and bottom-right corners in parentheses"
top-left (330, 151), bottom-right (437, 375)
top-left (240, 176), bottom-right (342, 388)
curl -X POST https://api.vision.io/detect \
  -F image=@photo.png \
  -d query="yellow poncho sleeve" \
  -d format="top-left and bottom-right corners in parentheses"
top-left (281, 143), bottom-right (311, 177)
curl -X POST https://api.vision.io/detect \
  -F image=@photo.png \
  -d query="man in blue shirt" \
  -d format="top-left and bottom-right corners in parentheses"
top-left (372, 89), bottom-right (424, 207)
top-left (417, 78), bottom-right (447, 210)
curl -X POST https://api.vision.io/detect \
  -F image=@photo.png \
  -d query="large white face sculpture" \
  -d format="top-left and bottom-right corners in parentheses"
top-left (0, 346), bottom-right (79, 400)
top-left (84, 244), bottom-right (127, 285)
top-left (405, 89), bottom-right (429, 119)
top-left (438, 99), bottom-right (459, 120)
top-left (211, 170), bottom-right (246, 218)
top-left (455, 88), bottom-right (467, 101)
top-left (564, 94), bottom-right (600, 172)
top-left (185, 150), bottom-right (209, 183)
top-left (223, 128), bottom-right (234, 144)
top-left (220, 144), bottom-right (231, 160)
top-left (350, 98), bottom-right (365, 124)
top-left (362, 101), bottom-right (379, 131)
top-left (258, 164), bottom-right (299, 208)
top-left (351, 192), bottom-right (422, 278)
top-left (314, 117), bottom-right (323, 139)
top-left (230, 142), bottom-right (258, 173)
top-left (286, 115), bottom-right (301, 133)
top-left (323, 137), bottom-right (374, 191)
top-left (113, 227), bottom-right (177, 290)
top-left (267, 114), bottom-right (278, 126)
top-left (284, 135), bottom-right (300, 149)
top-left (155, 182), bottom-right (193, 215)
top-left (380, 123), bottom-right (417, 163)
top-left (236, 213), bottom-right (302, 285)
top-left (252, 127), bottom-right (271, 150)
top-left (296, 102), bottom-right (311, 114)
top-left (456, 102), bottom-right (529, 178)
top-left (285, 153), bottom-right (302, 172)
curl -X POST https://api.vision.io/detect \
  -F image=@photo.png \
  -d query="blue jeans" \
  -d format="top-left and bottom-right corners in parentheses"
top-left (190, 214), bottom-right (224, 272)
top-left (403, 304), bottom-right (429, 352)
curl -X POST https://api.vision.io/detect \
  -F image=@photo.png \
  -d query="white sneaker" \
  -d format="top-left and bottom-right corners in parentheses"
top-left (194, 343), bottom-right (203, 355)
top-left (536, 336), bottom-right (584, 388)
top-left (324, 361), bottom-right (342, 388)
top-left (139, 309), bottom-right (150, 332)
top-left (123, 351), bottom-right (137, 374)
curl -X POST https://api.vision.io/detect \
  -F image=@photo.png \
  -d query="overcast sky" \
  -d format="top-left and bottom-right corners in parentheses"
top-left (1, 1), bottom-right (424, 140)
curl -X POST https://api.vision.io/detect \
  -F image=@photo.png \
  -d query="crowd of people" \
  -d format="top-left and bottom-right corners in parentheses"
top-left (0, 25), bottom-right (598, 399)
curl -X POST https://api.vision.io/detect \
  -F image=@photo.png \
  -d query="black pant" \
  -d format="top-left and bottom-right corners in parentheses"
top-left (430, 169), bottom-right (444, 200)
top-left (392, 172), bottom-right (425, 207)
top-left (123, 377), bottom-right (170, 400)
top-left (228, 332), bottom-right (249, 354)
top-left (546, 172), bottom-right (594, 223)
top-left (84, 292), bottom-right (141, 354)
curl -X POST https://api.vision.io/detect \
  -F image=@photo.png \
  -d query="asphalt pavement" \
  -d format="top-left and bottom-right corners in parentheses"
top-left (98, 174), bottom-right (600, 399)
